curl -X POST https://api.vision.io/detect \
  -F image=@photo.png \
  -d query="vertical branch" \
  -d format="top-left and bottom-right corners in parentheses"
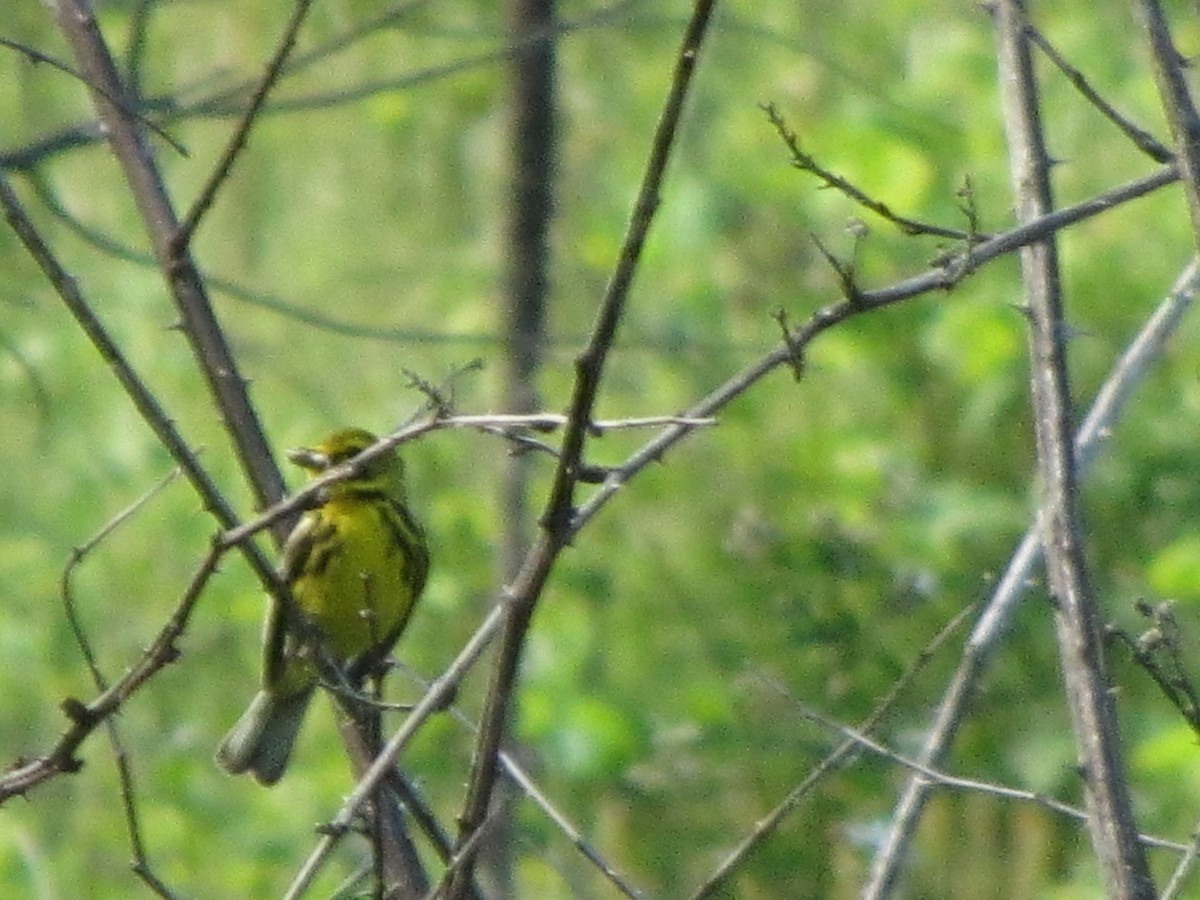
top-left (335, 710), bottom-right (430, 900)
top-left (1136, 0), bottom-right (1200, 244)
top-left (445, 2), bottom-right (719, 897)
top-left (502, 0), bottom-right (556, 609)
top-left (541, 0), bottom-right (716, 537)
top-left (283, 604), bottom-right (508, 900)
top-left (493, 0), bottom-right (557, 891)
top-left (992, 3), bottom-right (1154, 897)
top-left (862, 260), bottom-right (1199, 898)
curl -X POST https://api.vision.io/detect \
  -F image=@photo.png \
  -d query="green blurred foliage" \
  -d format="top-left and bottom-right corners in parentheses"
top-left (3, 0), bottom-right (1200, 897)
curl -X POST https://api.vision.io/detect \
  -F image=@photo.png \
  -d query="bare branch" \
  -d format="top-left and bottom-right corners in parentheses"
top-left (1136, 0), bottom-right (1200, 246)
top-left (60, 470), bottom-right (183, 898)
top-left (52, 0), bottom-right (287, 529)
top-left (864, 258), bottom-right (1200, 896)
top-left (1109, 600), bottom-right (1200, 737)
top-left (992, 2), bottom-right (1153, 894)
top-left (691, 603), bottom-right (976, 900)
top-left (446, 3), bottom-right (721, 895)
top-left (0, 36), bottom-right (187, 156)
top-left (762, 102), bottom-right (985, 242)
top-left (572, 163), bottom-right (1180, 536)
top-left (1, 545), bottom-right (221, 802)
top-left (778, 689), bottom-right (1187, 854)
top-left (283, 601), bottom-right (509, 900)
top-left (0, 172), bottom-right (280, 594)
top-left (1025, 22), bottom-right (1171, 163)
top-left (175, 0), bottom-right (318, 246)
top-left (1161, 829), bottom-right (1200, 900)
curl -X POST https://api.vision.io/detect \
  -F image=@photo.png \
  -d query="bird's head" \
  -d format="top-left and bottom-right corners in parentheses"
top-left (287, 428), bottom-right (405, 497)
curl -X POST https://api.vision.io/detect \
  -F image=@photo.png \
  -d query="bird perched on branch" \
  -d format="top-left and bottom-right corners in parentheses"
top-left (216, 427), bottom-right (429, 785)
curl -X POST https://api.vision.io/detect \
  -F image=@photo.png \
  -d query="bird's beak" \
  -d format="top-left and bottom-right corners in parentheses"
top-left (287, 446), bottom-right (329, 472)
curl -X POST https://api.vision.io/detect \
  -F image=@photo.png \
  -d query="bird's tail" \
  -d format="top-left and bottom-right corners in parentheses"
top-left (215, 688), bottom-right (313, 785)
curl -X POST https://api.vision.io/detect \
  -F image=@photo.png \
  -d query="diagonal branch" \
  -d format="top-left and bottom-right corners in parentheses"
top-left (445, 1), bottom-right (719, 896)
top-left (572, 161), bottom-right (1180, 536)
top-left (0, 171), bottom-right (278, 592)
top-left (1136, 0), bottom-right (1200, 241)
top-left (690, 603), bottom-right (977, 899)
top-left (1025, 22), bottom-right (1172, 163)
top-left (1, 546), bottom-right (222, 803)
top-left (50, 0), bottom-right (287, 531)
top-left (175, 0), bottom-right (318, 245)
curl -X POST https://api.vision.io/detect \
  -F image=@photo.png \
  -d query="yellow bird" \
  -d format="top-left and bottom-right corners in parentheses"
top-left (216, 428), bottom-right (429, 785)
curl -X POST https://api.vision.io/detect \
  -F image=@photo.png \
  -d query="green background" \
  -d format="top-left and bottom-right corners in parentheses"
top-left (3, 1), bottom-right (1200, 897)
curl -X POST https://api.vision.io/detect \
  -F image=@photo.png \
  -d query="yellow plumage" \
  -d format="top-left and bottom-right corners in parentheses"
top-left (216, 428), bottom-right (429, 785)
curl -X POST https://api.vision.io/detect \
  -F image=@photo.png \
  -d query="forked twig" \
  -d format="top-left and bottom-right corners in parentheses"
top-left (690, 603), bottom-right (974, 899)
top-left (762, 102), bottom-right (987, 242)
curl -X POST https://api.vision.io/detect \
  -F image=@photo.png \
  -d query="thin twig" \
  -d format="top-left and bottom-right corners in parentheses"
top-left (779, 690), bottom-right (1187, 854)
top-left (572, 163), bottom-right (1181, 537)
top-left (175, 0), bottom-right (318, 246)
top-left (1, 545), bottom-right (222, 802)
top-left (1109, 600), bottom-right (1200, 737)
top-left (1136, 0), bottom-right (1200, 246)
top-left (455, 412), bottom-right (717, 431)
top-left (387, 661), bottom-right (642, 899)
top-left (61, 468), bottom-right (182, 690)
top-left (1161, 828), bottom-right (1200, 900)
top-left (0, 0), bottom-right (644, 172)
top-left (1024, 22), bottom-right (1171, 163)
top-left (762, 102), bottom-right (987, 242)
top-left (0, 172), bottom-right (280, 599)
top-left (383, 770), bottom-right (460, 871)
top-left (123, 0), bottom-right (158, 100)
top-left (60, 469), bottom-right (182, 898)
top-left (690, 602), bottom-right (975, 899)
top-left (421, 798), bottom-right (516, 900)
top-left (0, 36), bottom-right (187, 156)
